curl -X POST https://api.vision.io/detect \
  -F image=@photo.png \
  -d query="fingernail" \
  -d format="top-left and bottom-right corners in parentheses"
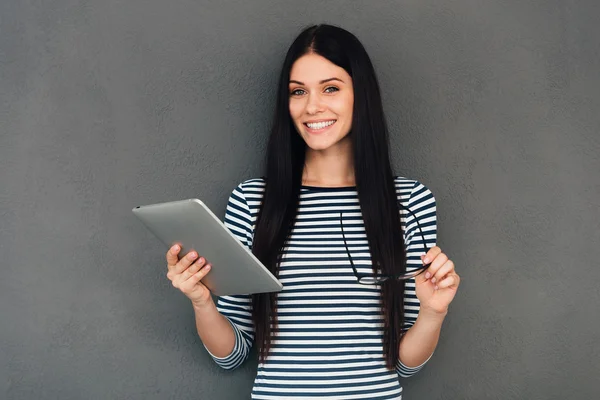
top-left (188, 252), bottom-right (197, 259)
top-left (431, 277), bottom-right (436, 284)
top-left (435, 285), bottom-right (439, 290)
top-left (425, 272), bottom-right (431, 279)
top-left (423, 257), bottom-right (430, 264)
top-left (173, 246), bottom-right (179, 252)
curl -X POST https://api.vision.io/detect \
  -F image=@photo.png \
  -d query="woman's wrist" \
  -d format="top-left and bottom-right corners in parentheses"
top-left (192, 297), bottom-right (216, 313)
top-left (417, 307), bottom-right (448, 323)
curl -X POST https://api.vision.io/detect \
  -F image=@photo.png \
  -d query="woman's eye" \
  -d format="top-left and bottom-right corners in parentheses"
top-left (290, 87), bottom-right (338, 96)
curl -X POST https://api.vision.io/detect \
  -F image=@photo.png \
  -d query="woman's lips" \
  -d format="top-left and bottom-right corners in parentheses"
top-left (303, 120), bottom-right (337, 134)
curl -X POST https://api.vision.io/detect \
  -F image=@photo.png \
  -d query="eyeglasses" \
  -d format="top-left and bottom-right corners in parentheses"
top-left (339, 202), bottom-right (432, 285)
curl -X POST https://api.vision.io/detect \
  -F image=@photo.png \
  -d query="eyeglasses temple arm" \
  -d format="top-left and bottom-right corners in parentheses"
top-left (398, 202), bottom-right (432, 265)
top-left (339, 213), bottom-right (361, 277)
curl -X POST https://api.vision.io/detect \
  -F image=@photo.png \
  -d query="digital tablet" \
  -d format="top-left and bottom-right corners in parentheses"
top-left (132, 198), bottom-right (283, 296)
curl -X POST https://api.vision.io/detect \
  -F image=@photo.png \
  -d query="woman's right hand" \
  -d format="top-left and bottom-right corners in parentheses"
top-left (166, 244), bottom-right (213, 308)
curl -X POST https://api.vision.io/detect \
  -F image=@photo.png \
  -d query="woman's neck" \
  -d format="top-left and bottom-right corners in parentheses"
top-left (302, 142), bottom-right (355, 187)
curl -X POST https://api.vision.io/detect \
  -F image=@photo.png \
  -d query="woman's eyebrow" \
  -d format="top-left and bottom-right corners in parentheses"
top-left (289, 77), bottom-right (345, 85)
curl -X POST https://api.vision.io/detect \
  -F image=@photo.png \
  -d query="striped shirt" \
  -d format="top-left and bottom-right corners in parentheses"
top-left (205, 177), bottom-right (437, 399)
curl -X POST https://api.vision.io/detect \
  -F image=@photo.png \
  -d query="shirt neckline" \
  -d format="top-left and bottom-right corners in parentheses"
top-left (301, 185), bottom-right (357, 191)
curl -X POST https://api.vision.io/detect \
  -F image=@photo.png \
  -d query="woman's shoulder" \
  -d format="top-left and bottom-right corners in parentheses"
top-left (230, 177), bottom-right (266, 199)
top-left (238, 177), bottom-right (266, 189)
top-left (393, 176), bottom-right (435, 206)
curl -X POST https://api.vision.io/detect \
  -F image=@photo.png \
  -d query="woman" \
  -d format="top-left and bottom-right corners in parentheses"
top-left (166, 24), bottom-right (460, 399)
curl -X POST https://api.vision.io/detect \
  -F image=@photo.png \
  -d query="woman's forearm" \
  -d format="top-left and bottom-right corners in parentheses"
top-left (193, 299), bottom-right (236, 358)
top-left (398, 310), bottom-right (447, 367)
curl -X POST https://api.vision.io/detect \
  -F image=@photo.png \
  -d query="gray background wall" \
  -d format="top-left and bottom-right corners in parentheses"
top-left (1, 0), bottom-right (598, 399)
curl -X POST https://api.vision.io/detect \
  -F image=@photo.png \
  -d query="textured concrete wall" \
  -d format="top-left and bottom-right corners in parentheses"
top-left (1, 1), bottom-right (598, 399)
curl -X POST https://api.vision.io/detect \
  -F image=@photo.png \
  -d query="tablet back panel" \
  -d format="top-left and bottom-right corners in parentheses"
top-left (132, 199), bottom-right (283, 296)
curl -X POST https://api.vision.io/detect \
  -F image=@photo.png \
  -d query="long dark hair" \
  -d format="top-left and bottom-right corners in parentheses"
top-left (251, 24), bottom-right (407, 370)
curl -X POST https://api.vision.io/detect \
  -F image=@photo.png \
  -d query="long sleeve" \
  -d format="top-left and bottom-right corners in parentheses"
top-left (204, 183), bottom-right (255, 370)
top-left (396, 180), bottom-right (437, 378)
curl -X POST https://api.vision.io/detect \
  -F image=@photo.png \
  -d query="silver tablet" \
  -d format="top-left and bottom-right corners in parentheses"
top-left (132, 199), bottom-right (283, 296)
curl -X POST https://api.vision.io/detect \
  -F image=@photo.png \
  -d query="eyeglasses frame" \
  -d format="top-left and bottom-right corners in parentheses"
top-left (339, 202), bottom-right (433, 285)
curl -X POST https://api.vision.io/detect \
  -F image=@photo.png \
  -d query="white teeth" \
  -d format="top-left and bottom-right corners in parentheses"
top-left (306, 120), bottom-right (335, 130)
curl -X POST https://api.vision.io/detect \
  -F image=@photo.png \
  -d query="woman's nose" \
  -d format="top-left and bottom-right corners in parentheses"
top-left (305, 93), bottom-right (325, 114)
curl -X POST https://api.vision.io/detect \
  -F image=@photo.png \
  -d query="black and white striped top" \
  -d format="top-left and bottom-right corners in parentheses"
top-left (205, 177), bottom-right (437, 399)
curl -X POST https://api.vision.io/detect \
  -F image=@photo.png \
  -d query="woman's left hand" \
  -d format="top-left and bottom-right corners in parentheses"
top-left (414, 246), bottom-right (460, 315)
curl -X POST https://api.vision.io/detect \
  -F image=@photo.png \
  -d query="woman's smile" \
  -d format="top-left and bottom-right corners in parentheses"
top-left (303, 119), bottom-right (337, 133)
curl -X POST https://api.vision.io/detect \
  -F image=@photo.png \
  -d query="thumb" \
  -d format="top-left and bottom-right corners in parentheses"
top-left (415, 255), bottom-right (429, 285)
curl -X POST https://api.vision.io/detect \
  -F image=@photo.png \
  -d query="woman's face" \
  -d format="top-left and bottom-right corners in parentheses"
top-left (288, 53), bottom-right (354, 152)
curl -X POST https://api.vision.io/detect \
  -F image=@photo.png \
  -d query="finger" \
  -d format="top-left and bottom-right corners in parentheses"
top-left (424, 252), bottom-right (448, 280)
top-left (180, 257), bottom-right (207, 281)
top-left (169, 254), bottom-right (203, 284)
top-left (174, 251), bottom-right (199, 274)
top-left (422, 246), bottom-right (442, 265)
top-left (431, 260), bottom-right (454, 284)
top-left (179, 264), bottom-right (212, 292)
top-left (436, 273), bottom-right (460, 290)
top-left (166, 244), bottom-right (183, 265)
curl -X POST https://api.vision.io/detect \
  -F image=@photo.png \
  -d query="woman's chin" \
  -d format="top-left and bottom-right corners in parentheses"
top-left (303, 133), bottom-right (351, 153)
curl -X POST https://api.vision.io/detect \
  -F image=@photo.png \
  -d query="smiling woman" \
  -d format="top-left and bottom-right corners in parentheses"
top-left (288, 60), bottom-right (354, 154)
top-left (164, 24), bottom-right (459, 399)
top-left (288, 55), bottom-right (356, 187)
